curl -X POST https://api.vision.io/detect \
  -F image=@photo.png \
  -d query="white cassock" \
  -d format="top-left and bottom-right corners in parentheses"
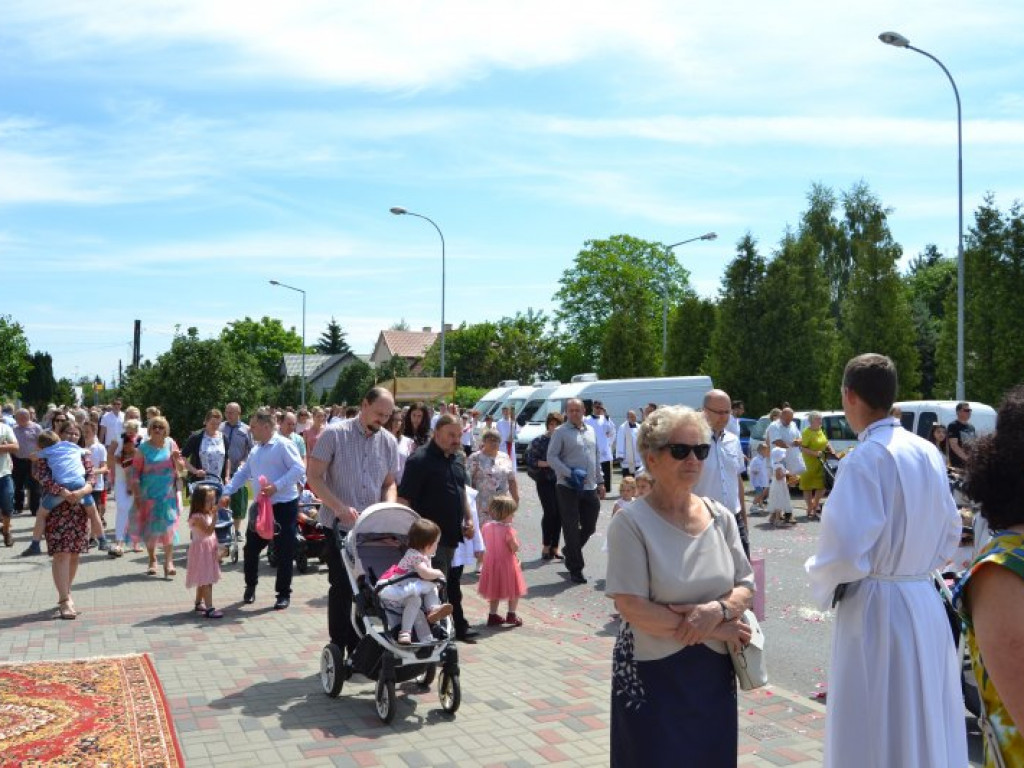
top-left (585, 415), bottom-right (615, 463)
top-left (496, 418), bottom-right (518, 462)
top-left (615, 420), bottom-right (642, 474)
top-left (805, 418), bottom-right (966, 768)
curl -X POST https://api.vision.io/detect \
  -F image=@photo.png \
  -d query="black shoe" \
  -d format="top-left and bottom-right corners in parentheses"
top-left (274, 596), bottom-right (290, 610)
top-left (569, 572), bottom-right (588, 584)
top-left (455, 628), bottom-right (479, 644)
top-left (243, 586), bottom-right (256, 604)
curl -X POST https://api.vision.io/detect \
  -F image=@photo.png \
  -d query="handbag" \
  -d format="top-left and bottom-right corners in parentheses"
top-left (729, 609), bottom-right (768, 690)
top-left (701, 497), bottom-right (769, 691)
top-left (255, 475), bottom-right (275, 540)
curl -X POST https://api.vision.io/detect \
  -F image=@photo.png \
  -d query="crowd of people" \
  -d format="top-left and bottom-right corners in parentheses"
top-left (0, 356), bottom-right (1020, 768)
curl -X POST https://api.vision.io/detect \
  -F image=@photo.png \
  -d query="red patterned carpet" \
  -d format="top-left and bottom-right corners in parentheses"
top-left (0, 653), bottom-right (183, 767)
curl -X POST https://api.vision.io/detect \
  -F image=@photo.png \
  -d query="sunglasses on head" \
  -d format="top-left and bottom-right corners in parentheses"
top-left (665, 442), bottom-right (711, 461)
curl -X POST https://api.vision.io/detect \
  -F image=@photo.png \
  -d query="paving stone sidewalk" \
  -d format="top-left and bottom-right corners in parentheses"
top-left (0, 513), bottom-right (825, 767)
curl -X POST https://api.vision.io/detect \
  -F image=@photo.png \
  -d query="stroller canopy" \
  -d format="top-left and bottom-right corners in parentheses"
top-left (345, 503), bottom-right (421, 578)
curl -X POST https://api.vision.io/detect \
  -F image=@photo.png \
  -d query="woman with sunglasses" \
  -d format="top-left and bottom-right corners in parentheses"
top-left (606, 405), bottom-right (754, 768)
top-left (129, 416), bottom-right (185, 578)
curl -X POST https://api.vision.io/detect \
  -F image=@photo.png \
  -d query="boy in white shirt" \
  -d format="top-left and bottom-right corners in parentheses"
top-left (748, 442), bottom-right (771, 512)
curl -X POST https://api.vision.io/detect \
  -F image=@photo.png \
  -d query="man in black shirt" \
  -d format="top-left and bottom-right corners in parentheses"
top-left (398, 414), bottom-right (478, 642)
top-left (947, 402), bottom-right (976, 469)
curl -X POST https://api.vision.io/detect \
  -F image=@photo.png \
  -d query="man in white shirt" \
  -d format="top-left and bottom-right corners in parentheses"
top-left (615, 410), bottom-right (642, 477)
top-left (221, 408), bottom-right (306, 610)
top-left (585, 401), bottom-right (616, 493)
top-left (694, 389), bottom-right (750, 557)
top-left (767, 407), bottom-right (803, 476)
top-left (496, 406), bottom-right (518, 463)
top-left (805, 354), bottom-right (965, 768)
top-left (98, 399), bottom-right (124, 447)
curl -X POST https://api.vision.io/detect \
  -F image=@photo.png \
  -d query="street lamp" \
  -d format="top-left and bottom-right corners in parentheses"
top-left (879, 30), bottom-right (965, 400)
top-left (390, 206), bottom-right (447, 377)
top-left (269, 279), bottom-right (307, 406)
top-left (662, 232), bottom-right (717, 375)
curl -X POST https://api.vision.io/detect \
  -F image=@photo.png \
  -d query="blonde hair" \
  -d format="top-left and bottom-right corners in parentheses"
top-left (619, 476), bottom-right (637, 491)
top-left (635, 470), bottom-right (654, 488)
top-left (488, 494), bottom-right (518, 522)
top-left (637, 406), bottom-right (710, 457)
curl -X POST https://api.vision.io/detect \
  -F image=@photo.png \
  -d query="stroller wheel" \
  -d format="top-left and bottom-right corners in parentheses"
top-left (231, 545), bottom-right (238, 564)
top-left (438, 670), bottom-right (461, 714)
top-left (416, 664), bottom-right (436, 690)
top-left (375, 676), bottom-right (397, 723)
top-left (320, 644), bottom-right (345, 698)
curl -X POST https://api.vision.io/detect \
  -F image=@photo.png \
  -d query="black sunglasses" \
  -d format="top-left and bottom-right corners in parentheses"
top-left (665, 442), bottom-right (711, 461)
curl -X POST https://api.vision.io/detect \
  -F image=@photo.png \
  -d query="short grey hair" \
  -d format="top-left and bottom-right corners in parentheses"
top-left (637, 406), bottom-right (711, 456)
top-left (480, 428), bottom-right (501, 443)
top-left (807, 410), bottom-right (823, 423)
top-left (251, 408), bottom-right (276, 427)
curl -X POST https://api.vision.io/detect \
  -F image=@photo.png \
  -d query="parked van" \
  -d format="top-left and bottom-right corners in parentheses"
top-left (893, 400), bottom-right (996, 440)
top-left (515, 376), bottom-right (713, 457)
top-left (471, 380), bottom-right (520, 419)
top-left (748, 410), bottom-right (858, 457)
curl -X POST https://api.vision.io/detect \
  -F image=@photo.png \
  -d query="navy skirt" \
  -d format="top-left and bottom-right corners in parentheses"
top-left (611, 628), bottom-right (737, 768)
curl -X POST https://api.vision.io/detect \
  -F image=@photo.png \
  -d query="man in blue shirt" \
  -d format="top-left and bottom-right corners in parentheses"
top-left (221, 408), bottom-right (306, 610)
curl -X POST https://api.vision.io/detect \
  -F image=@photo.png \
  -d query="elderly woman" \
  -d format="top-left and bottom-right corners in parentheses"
top-left (798, 411), bottom-right (832, 520)
top-left (606, 406), bottom-right (754, 768)
top-left (467, 427), bottom-right (519, 525)
top-left (525, 412), bottom-right (564, 560)
top-left (953, 385), bottom-right (1024, 767)
top-left (39, 420), bottom-right (95, 619)
top-left (129, 416), bottom-right (185, 577)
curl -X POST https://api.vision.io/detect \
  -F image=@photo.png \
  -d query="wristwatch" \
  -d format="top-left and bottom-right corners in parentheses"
top-left (716, 599), bottom-right (734, 621)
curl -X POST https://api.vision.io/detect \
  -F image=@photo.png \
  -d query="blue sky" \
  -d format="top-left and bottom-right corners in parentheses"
top-left (2, 1), bottom-right (1022, 383)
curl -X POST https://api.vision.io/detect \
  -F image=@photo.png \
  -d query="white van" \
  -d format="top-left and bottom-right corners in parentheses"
top-left (515, 376), bottom-right (713, 456)
top-left (471, 380), bottom-right (520, 420)
top-left (893, 400), bottom-right (996, 440)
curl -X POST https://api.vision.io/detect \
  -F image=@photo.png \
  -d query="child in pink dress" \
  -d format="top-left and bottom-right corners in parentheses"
top-left (185, 485), bottom-right (223, 618)
top-left (478, 494), bottom-right (528, 627)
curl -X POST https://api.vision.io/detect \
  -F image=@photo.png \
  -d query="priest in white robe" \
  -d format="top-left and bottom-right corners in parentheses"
top-left (615, 410), bottom-right (642, 476)
top-left (496, 407), bottom-right (518, 463)
top-left (805, 353), bottom-right (966, 768)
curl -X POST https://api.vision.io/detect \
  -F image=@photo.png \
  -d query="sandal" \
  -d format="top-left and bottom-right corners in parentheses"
top-left (147, 564), bottom-right (157, 576)
top-left (551, 550), bottom-right (564, 560)
top-left (56, 599), bottom-right (77, 620)
top-left (426, 604), bottom-right (453, 623)
top-left (203, 608), bottom-right (224, 619)
top-left (397, 631), bottom-right (412, 645)
top-left (486, 613), bottom-right (504, 627)
top-left (194, 601), bottom-right (207, 612)
top-left (504, 612), bottom-right (523, 627)
top-left (164, 564), bottom-right (177, 578)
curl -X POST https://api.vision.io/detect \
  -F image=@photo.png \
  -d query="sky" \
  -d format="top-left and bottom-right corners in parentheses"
top-left (1, 1), bottom-right (1022, 383)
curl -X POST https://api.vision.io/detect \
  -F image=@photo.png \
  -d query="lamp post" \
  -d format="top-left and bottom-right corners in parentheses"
top-left (879, 30), bottom-right (965, 400)
top-left (390, 206), bottom-right (447, 377)
top-left (269, 279), bottom-right (307, 406)
top-left (662, 232), bottom-right (717, 375)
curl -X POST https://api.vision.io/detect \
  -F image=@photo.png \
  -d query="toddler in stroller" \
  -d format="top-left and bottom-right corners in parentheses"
top-left (376, 518), bottom-right (453, 644)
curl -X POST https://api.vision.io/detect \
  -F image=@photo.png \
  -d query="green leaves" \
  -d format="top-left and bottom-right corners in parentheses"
top-left (0, 315), bottom-right (32, 399)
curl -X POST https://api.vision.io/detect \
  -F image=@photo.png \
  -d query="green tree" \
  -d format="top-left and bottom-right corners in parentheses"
top-left (836, 185), bottom-right (920, 398)
top-left (0, 316), bottom-right (32, 397)
top-left (554, 235), bottom-right (690, 375)
top-left (120, 328), bottom-right (264, 442)
top-left (220, 316), bottom-right (303, 384)
top-left (316, 317), bottom-right (352, 355)
top-left (759, 232), bottom-right (838, 408)
top-left (906, 244), bottom-right (955, 398)
top-left (493, 310), bottom-right (558, 382)
top-left (53, 378), bottom-right (76, 408)
top-left (390, 319), bottom-right (411, 331)
top-left (328, 360), bottom-right (376, 405)
top-left (706, 234), bottom-right (771, 413)
top-left (800, 183), bottom-right (849, 326)
top-left (600, 310), bottom-right (658, 378)
top-left (666, 296), bottom-right (716, 376)
top-left (420, 322), bottom-right (500, 386)
top-left (20, 351), bottom-right (56, 411)
top-left (376, 355), bottom-right (411, 382)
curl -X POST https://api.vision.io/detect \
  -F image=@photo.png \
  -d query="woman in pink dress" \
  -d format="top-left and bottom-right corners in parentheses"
top-left (478, 494), bottom-right (528, 627)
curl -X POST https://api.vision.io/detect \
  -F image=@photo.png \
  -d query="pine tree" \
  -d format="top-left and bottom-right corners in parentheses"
top-left (316, 317), bottom-right (351, 355)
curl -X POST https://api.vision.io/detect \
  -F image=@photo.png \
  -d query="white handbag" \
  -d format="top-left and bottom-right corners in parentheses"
top-left (729, 609), bottom-right (767, 691)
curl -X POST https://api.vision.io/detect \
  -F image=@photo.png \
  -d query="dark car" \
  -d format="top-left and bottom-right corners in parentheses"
top-left (738, 417), bottom-right (757, 458)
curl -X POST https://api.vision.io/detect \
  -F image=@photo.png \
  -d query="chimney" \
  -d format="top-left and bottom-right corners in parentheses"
top-left (422, 326), bottom-right (432, 333)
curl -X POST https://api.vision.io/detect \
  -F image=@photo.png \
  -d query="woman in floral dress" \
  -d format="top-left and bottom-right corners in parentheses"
top-left (130, 416), bottom-right (185, 578)
top-left (467, 428), bottom-right (519, 525)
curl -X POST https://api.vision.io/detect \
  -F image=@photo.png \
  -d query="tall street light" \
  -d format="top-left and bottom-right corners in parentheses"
top-left (879, 30), bottom-right (965, 400)
top-left (663, 232), bottom-right (717, 375)
top-left (390, 206), bottom-right (447, 377)
top-left (269, 279), bottom-right (307, 406)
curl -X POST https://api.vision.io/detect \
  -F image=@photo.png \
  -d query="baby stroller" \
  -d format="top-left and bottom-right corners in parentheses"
top-left (190, 479), bottom-right (238, 564)
top-left (266, 498), bottom-right (328, 574)
top-left (320, 503), bottom-right (461, 723)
